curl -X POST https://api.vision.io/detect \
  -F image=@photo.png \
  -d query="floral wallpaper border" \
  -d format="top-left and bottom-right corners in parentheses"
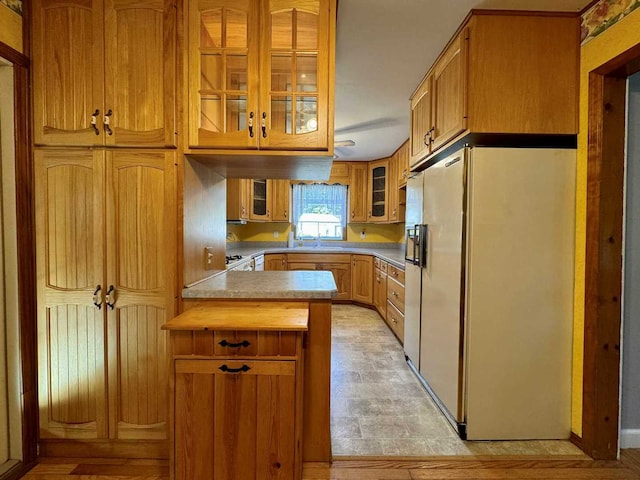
top-left (581, 0), bottom-right (640, 45)
top-left (0, 0), bottom-right (21, 16)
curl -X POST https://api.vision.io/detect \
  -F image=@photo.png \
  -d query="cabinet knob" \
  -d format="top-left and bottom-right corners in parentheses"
top-left (284, 210), bottom-right (287, 218)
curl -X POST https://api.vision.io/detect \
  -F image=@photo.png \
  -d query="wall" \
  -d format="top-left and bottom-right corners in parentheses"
top-left (182, 158), bottom-right (227, 286)
top-left (574, 4), bottom-right (640, 436)
top-left (0, 1), bottom-right (22, 53)
top-left (227, 221), bottom-right (404, 243)
top-left (621, 72), bottom-right (640, 447)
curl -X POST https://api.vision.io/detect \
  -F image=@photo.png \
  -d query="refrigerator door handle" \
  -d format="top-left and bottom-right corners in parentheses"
top-left (418, 224), bottom-right (428, 268)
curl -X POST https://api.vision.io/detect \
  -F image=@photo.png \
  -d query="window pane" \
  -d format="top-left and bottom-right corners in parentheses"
top-left (271, 96), bottom-right (292, 134)
top-left (226, 95), bottom-right (247, 132)
top-left (272, 54), bottom-right (292, 92)
top-left (292, 184), bottom-right (347, 240)
top-left (226, 54), bottom-right (247, 91)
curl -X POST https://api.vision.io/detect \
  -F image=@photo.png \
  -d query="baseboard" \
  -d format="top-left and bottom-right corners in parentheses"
top-left (570, 431), bottom-right (583, 451)
top-left (0, 460), bottom-right (37, 480)
top-left (620, 429), bottom-right (640, 448)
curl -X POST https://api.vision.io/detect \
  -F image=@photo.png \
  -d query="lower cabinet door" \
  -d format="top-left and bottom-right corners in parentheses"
top-left (174, 359), bottom-right (299, 480)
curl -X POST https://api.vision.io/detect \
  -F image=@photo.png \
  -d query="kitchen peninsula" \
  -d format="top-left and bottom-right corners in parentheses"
top-left (179, 270), bottom-right (337, 467)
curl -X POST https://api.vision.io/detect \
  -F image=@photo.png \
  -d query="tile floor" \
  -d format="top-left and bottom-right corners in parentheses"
top-left (330, 304), bottom-right (586, 457)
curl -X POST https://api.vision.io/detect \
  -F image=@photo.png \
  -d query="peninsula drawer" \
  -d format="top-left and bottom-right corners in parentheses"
top-left (374, 257), bottom-right (388, 273)
top-left (387, 278), bottom-right (405, 313)
top-left (386, 300), bottom-right (405, 343)
top-left (175, 330), bottom-right (301, 357)
top-left (387, 264), bottom-right (405, 284)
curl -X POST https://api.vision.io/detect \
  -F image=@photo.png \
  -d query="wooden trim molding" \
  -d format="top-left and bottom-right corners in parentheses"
top-left (582, 71), bottom-right (627, 460)
top-left (0, 53), bottom-right (38, 473)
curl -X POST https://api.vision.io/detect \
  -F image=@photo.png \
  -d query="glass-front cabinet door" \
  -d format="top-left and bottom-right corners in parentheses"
top-left (368, 159), bottom-right (389, 222)
top-left (250, 179), bottom-right (271, 220)
top-left (188, 0), bottom-right (260, 148)
top-left (259, 0), bottom-right (330, 150)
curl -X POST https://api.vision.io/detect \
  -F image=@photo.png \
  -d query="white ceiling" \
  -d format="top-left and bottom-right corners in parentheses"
top-left (333, 0), bottom-right (592, 161)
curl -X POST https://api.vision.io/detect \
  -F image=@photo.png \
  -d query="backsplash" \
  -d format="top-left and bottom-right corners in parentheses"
top-left (1, 0), bottom-right (21, 15)
top-left (227, 222), bottom-right (405, 244)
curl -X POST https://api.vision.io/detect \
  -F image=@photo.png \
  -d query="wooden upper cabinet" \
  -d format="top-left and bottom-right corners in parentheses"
top-left (387, 152), bottom-right (404, 224)
top-left (187, 0), bottom-right (336, 151)
top-left (271, 179), bottom-right (292, 222)
top-left (32, 0), bottom-right (177, 147)
top-left (348, 162), bottom-right (367, 223)
top-left (397, 140), bottom-right (409, 189)
top-left (103, 0), bottom-right (177, 147)
top-left (227, 178), bottom-right (251, 220)
top-left (408, 12), bottom-right (579, 166)
top-left (367, 159), bottom-right (389, 223)
top-left (431, 30), bottom-right (468, 152)
top-left (409, 74), bottom-right (433, 168)
top-left (32, 0), bottom-right (104, 146)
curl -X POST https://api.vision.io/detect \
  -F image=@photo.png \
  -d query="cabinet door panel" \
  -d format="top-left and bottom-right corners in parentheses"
top-left (271, 179), bottom-right (291, 221)
top-left (106, 150), bottom-right (176, 440)
top-left (35, 149), bottom-right (107, 439)
top-left (368, 159), bottom-right (388, 222)
top-left (410, 75), bottom-right (432, 167)
top-left (319, 263), bottom-right (350, 301)
top-left (259, 0), bottom-right (330, 150)
top-left (32, 0), bottom-right (104, 146)
top-left (350, 254), bottom-right (372, 304)
top-left (348, 163), bottom-right (367, 223)
top-left (432, 32), bottom-right (467, 151)
top-left (174, 359), bottom-right (296, 480)
top-left (188, 0), bottom-right (260, 148)
top-left (264, 254), bottom-right (287, 270)
top-left (104, 0), bottom-right (177, 147)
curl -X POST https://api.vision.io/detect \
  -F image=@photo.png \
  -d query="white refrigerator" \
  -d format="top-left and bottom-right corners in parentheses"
top-left (409, 146), bottom-right (575, 440)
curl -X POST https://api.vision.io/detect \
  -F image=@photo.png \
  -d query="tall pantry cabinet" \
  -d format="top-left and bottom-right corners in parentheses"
top-left (33, 0), bottom-right (177, 456)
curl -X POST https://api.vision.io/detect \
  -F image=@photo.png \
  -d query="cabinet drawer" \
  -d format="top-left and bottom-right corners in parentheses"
top-left (287, 253), bottom-right (349, 263)
top-left (387, 278), bottom-right (405, 313)
top-left (374, 257), bottom-right (388, 273)
top-left (386, 300), bottom-right (404, 344)
top-left (387, 264), bottom-right (404, 284)
top-left (184, 330), bottom-right (300, 357)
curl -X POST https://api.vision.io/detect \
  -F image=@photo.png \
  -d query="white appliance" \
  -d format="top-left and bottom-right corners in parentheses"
top-left (404, 172), bottom-right (424, 370)
top-left (406, 146), bottom-right (575, 440)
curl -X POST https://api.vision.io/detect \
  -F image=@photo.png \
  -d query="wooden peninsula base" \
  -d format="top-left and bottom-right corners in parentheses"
top-left (179, 299), bottom-right (332, 464)
top-left (164, 303), bottom-right (314, 480)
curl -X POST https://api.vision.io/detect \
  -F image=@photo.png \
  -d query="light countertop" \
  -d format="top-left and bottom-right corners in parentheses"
top-left (183, 270), bottom-right (338, 299)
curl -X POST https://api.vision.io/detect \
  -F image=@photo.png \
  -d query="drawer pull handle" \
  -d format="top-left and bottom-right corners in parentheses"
top-left (219, 364), bottom-right (251, 373)
top-left (219, 339), bottom-right (251, 348)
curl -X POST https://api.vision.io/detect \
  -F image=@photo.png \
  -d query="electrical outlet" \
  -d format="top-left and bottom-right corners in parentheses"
top-left (273, 231), bottom-right (279, 238)
top-left (360, 231), bottom-right (366, 239)
top-left (204, 247), bottom-right (215, 270)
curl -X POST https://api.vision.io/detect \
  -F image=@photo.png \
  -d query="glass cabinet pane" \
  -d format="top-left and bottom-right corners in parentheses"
top-left (296, 96), bottom-right (317, 133)
top-left (271, 96), bottom-right (292, 134)
top-left (271, 54), bottom-right (292, 91)
top-left (296, 55), bottom-right (317, 92)
top-left (371, 166), bottom-right (386, 217)
top-left (226, 9), bottom-right (247, 48)
top-left (201, 10), bottom-right (222, 47)
top-left (198, 6), bottom-right (250, 137)
top-left (296, 11), bottom-right (318, 50)
top-left (271, 11), bottom-right (293, 49)
top-left (253, 180), bottom-right (267, 216)
top-left (201, 54), bottom-right (222, 91)
top-left (201, 96), bottom-right (223, 132)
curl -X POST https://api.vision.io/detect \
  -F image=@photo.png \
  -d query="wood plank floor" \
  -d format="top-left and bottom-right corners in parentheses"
top-left (22, 450), bottom-right (640, 479)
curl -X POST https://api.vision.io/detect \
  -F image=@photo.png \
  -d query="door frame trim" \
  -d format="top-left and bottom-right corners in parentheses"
top-left (583, 42), bottom-right (640, 460)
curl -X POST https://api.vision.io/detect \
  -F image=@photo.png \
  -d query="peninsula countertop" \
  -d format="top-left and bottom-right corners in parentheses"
top-left (182, 270), bottom-right (338, 299)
